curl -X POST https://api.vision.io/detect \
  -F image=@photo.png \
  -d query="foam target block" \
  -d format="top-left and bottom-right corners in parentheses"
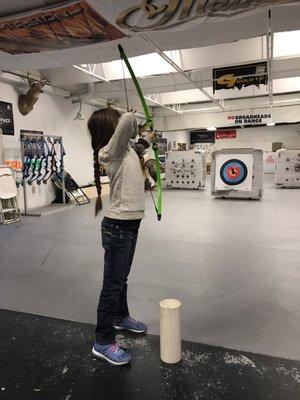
top-left (165, 150), bottom-right (206, 190)
top-left (275, 149), bottom-right (300, 188)
top-left (211, 148), bottom-right (264, 199)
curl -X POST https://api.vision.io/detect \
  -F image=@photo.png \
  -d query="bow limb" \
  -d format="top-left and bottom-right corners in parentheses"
top-left (118, 44), bottom-right (162, 221)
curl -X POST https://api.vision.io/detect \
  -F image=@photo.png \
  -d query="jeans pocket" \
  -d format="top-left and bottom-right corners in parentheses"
top-left (101, 227), bottom-right (114, 236)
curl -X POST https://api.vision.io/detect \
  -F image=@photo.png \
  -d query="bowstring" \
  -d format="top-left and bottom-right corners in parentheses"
top-left (149, 187), bottom-right (158, 213)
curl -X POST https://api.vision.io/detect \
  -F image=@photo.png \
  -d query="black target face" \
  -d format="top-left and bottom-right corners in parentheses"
top-left (220, 159), bottom-right (248, 186)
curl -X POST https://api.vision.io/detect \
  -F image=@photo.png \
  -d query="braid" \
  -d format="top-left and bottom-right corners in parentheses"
top-left (93, 149), bottom-right (102, 216)
top-left (87, 107), bottom-right (121, 217)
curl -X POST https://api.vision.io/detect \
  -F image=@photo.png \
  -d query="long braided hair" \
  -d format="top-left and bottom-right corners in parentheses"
top-left (87, 107), bottom-right (121, 216)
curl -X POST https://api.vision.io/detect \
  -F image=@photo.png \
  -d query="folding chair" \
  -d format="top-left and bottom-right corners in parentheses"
top-left (0, 165), bottom-right (21, 224)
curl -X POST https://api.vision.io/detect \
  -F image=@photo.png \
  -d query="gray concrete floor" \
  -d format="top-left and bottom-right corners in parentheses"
top-left (0, 175), bottom-right (299, 361)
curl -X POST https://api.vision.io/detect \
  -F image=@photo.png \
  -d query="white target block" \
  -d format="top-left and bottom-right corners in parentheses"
top-left (275, 149), bottom-right (300, 188)
top-left (215, 153), bottom-right (254, 191)
top-left (165, 150), bottom-right (206, 190)
top-left (160, 299), bottom-right (182, 364)
top-left (211, 148), bottom-right (264, 199)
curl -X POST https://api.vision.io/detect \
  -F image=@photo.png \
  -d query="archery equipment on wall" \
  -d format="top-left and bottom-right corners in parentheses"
top-left (52, 172), bottom-right (90, 205)
top-left (18, 77), bottom-right (47, 116)
top-left (275, 149), bottom-right (300, 188)
top-left (20, 132), bottom-right (66, 216)
top-left (118, 44), bottom-right (162, 221)
top-left (165, 150), bottom-right (206, 190)
top-left (0, 165), bottom-right (21, 225)
top-left (211, 148), bottom-right (264, 199)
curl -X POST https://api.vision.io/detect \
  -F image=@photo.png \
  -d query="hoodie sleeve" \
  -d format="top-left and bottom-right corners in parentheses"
top-left (99, 112), bottom-right (138, 162)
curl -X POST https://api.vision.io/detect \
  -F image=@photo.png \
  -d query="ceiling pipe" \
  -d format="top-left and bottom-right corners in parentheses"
top-left (0, 72), bottom-right (144, 120)
top-left (66, 82), bottom-right (95, 102)
top-left (66, 83), bottom-right (145, 117)
top-left (266, 9), bottom-right (274, 107)
top-left (87, 99), bottom-right (145, 119)
top-left (0, 70), bottom-right (70, 94)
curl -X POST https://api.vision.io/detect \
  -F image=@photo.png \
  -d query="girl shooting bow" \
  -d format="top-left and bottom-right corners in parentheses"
top-left (88, 107), bottom-right (156, 366)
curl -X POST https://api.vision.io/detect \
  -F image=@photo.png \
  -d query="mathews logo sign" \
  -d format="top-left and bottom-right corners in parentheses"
top-left (213, 62), bottom-right (268, 92)
top-left (116, 0), bottom-right (300, 31)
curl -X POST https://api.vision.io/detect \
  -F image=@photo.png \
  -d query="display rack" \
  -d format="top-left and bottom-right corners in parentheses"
top-left (20, 132), bottom-right (66, 216)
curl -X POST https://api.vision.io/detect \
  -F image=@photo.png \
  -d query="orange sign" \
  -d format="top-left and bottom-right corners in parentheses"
top-left (4, 160), bottom-right (22, 170)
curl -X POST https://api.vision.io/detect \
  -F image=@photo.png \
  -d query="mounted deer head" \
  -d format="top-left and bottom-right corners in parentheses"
top-left (18, 77), bottom-right (47, 116)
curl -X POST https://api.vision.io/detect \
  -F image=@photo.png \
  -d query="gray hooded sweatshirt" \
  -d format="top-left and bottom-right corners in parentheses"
top-left (98, 112), bottom-right (149, 220)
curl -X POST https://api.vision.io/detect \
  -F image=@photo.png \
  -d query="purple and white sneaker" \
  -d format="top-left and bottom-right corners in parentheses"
top-left (92, 342), bottom-right (131, 366)
top-left (114, 316), bottom-right (147, 334)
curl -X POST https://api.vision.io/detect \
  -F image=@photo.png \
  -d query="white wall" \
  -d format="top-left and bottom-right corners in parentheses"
top-left (162, 130), bottom-right (190, 150)
top-left (154, 103), bottom-right (300, 131)
top-left (1, 80), bottom-right (96, 210)
top-left (162, 124), bottom-right (300, 152)
top-left (215, 125), bottom-right (300, 151)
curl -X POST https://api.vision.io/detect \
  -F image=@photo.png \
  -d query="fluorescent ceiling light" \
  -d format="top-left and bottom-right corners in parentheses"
top-left (102, 52), bottom-right (176, 80)
top-left (183, 106), bottom-right (219, 113)
top-left (273, 98), bottom-right (300, 104)
top-left (274, 31), bottom-right (300, 58)
top-left (267, 122), bottom-right (275, 126)
top-left (207, 127), bottom-right (216, 131)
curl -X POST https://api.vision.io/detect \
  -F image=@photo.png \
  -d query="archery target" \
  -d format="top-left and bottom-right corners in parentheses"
top-left (215, 153), bottom-right (254, 191)
top-left (220, 159), bottom-right (248, 186)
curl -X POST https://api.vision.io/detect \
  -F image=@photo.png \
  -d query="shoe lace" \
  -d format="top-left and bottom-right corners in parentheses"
top-left (129, 316), bottom-right (138, 325)
top-left (109, 343), bottom-right (123, 355)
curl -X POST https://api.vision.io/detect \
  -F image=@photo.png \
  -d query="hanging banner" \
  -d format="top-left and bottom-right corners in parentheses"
top-left (227, 113), bottom-right (272, 125)
top-left (116, 0), bottom-right (300, 32)
top-left (213, 62), bottom-right (268, 92)
top-left (216, 130), bottom-right (237, 139)
top-left (0, 1), bottom-right (125, 54)
top-left (0, 101), bottom-right (14, 135)
top-left (191, 130), bottom-right (215, 144)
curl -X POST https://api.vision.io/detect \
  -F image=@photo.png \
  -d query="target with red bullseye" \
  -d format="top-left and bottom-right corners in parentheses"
top-left (220, 159), bottom-right (248, 186)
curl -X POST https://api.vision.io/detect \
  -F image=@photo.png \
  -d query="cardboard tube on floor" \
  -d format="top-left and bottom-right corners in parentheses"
top-left (159, 299), bottom-right (182, 364)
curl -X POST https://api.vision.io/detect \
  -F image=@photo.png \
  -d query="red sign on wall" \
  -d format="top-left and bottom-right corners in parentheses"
top-left (215, 130), bottom-right (237, 139)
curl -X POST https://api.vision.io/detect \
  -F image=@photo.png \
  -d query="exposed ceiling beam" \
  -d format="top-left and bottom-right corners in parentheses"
top-left (73, 64), bottom-right (109, 83)
top-left (144, 93), bottom-right (183, 114)
top-left (140, 34), bottom-right (225, 111)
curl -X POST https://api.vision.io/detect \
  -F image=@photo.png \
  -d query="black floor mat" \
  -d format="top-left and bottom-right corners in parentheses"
top-left (0, 309), bottom-right (299, 400)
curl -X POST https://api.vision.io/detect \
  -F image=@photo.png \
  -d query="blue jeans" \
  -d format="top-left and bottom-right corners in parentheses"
top-left (95, 217), bottom-right (141, 344)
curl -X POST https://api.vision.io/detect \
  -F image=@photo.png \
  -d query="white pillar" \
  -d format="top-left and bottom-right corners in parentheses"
top-left (159, 298), bottom-right (182, 364)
